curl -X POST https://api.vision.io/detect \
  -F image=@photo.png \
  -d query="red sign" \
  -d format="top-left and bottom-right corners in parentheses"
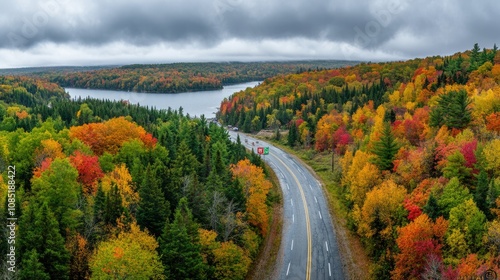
top-left (257, 147), bottom-right (264, 155)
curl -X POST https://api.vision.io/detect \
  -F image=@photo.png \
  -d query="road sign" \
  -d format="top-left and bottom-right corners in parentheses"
top-left (264, 147), bottom-right (269, 155)
top-left (257, 147), bottom-right (264, 155)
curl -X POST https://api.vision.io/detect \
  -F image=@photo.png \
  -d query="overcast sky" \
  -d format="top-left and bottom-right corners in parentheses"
top-left (0, 0), bottom-right (498, 68)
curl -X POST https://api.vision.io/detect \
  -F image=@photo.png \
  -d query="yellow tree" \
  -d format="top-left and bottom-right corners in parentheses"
top-left (100, 164), bottom-right (138, 208)
top-left (353, 180), bottom-right (406, 257)
top-left (230, 159), bottom-right (272, 236)
top-left (213, 241), bottom-right (251, 280)
top-left (482, 139), bottom-right (500, 176)
top-left (89, 223), bottom-right (164, 279)
top-left (342, 150), bottom-right (380, 207)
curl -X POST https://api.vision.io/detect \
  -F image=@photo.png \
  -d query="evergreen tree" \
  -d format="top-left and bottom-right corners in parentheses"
top-left (468, 43), bottom-right (481, 71)
top-left (93, 185), bottom-right (106, 225)
top-left (234, 134), bottom-right (245, 162)
top-left (429, 90), bottom-right (472, 129)
top-left (242, 113), bottom-right (251, 133)
top-left (19, 201), bottom-right (70, 279)
top-left (487, 180), bottom-right (500, 215)
top-left (104, 184), bottom-right (123, 226)
top-left (137, 165), bottom-right (170, 237)
top-left (287, 122), bottom-right (298, 147)
top-left (159, 198), bottom-right (206, 279)
top-left (19, 249), bottom-right (50, 280)
top-left (474, 170), bottom-right (490, 217)
top-left (91, 185), bottom-right (107, 243)
top-left (371, 122), bottom-right (399, 171)
top-left (423, 193), bottom-right (440, 221)
top-left (447, 90), bottom-right (472, 129)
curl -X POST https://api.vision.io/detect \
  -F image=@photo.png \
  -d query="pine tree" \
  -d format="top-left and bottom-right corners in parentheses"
top-left (243, 113), bottom-right (251, 133)
top-left (159, 198), bottom-right (206, 279)
top-left (487, 180), bottom-right (500, 214)
top-left (137, 165), bottom-right (170, 237)
top-left (19, 201), bottom-right (70, 279)
top-left (371, 122), bottom-right (399, 171)
top-left (19, 249), bottom-right (50, 280)
top-left (287, 122), bottom-right (298, 147)
top-left (468, 43), bottom-right (481, 71)
top-left (93, 185), bottom-right (106, 225)
top-left (423, 193), bottom-right (440, 221)
top-left (429, 90), bottom-right (471, 129)
top-left (104, 184), bottom-right (123, 226)
top-left (474, 170), bottom-right (489, 217)
top-left (447, 90), bottom-right (472, 129)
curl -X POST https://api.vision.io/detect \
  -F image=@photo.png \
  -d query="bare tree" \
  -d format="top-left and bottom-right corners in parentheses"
top-left (421, 254), bottom-right (443, 280)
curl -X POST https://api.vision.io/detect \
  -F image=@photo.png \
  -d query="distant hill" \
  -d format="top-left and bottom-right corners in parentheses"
top-left (0, 65), bottom-right (117, 76)
top-left (19, 61), bottom-right (359, 93)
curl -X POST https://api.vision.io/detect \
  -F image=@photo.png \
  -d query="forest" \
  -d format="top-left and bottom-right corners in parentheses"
top-left (218, 44), bottom-right (500, 279)
top-left (0, 75), bottom-right (278, 279)
top-left (30, 61), bottom-right (357, 93)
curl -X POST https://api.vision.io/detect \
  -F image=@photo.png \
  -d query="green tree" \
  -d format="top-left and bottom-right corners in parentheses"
top-left (442, 151), bottom-right (472, 183)
top-left (438, 177), bottom-right (472, 218)
top-left (19, 249), bottom-right (50, 280)
top-left (104, 184), bottom-right (124, 226)
top-left (77, 103), bottom-right (93, 125)
top-left (31, 158), bottom-right (81, 232)
top-left (474, 170), bottom-right (490, 217)
top-left (371, 122), bottom-right (399, 171)
top-left (447, 199), bottom-right (487, 255)
top-left (19, 202), bottom-right (70, 279)
top-left (137, 165), bottom-right (170, 237)
top-left (429, 90), bottom-right (472, 129)
top-left (423, 193), bottom-right (440, 221)
top-left (159, 198), bottom-right (206, 279)
top-left (287, 122), bottom-right (298, 147)
top-left (468, 43), bottom-right (481, 71)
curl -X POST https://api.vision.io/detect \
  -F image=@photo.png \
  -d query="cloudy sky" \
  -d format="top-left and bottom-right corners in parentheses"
top-left (0, 0), bottom-right (498, 68)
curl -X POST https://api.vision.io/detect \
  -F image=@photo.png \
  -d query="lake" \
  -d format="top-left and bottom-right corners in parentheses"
top-left (65, 81), bottom-right (261, 118)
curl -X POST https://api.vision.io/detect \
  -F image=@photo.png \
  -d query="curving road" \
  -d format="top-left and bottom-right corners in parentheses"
top-left (228, 131), bottom-right (345, 280)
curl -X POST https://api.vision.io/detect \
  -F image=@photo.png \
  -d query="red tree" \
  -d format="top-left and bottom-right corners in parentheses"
top-left (70, 151), bottom-right (104, 195)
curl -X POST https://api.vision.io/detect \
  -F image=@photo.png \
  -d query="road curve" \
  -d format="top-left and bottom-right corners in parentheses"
top-left (228, 131), bottom-right (345, 280)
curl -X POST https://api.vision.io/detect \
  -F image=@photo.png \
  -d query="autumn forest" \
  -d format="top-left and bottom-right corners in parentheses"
top-left (219, 43), bottom-right (500, 279)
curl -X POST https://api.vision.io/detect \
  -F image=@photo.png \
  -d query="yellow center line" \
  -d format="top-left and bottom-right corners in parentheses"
top-left (271, 153), bottom-right (312, 280)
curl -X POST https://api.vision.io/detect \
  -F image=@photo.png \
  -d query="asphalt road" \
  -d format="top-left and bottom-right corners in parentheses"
top-left (228, 130), bottom-right (345, 280)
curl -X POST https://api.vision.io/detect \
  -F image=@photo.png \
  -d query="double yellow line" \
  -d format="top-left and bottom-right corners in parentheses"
top-left (272, 154), bottom-right (312, 280)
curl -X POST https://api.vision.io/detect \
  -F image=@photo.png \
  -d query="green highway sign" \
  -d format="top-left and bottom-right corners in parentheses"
top-left (264, 147), bottom-right (269, 155)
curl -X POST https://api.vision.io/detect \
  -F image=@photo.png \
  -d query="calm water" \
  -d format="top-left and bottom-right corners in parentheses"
top-left (65, 81), bottom-right (260, 118)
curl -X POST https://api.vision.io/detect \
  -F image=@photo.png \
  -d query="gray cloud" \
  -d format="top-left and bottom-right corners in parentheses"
top-left (0, 0), bottom-right (499, 67)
